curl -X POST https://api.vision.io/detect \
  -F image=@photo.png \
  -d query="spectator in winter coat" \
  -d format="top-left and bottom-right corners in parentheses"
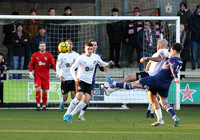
top-left (2, 11), bottom-right (19, 67)
top-left (33, 27), bottom-right (51, 53)
top-left (107, 8), bottom-right (123, 68)
top-left (23, 8), bottom-right (42, 69)
top-left (189, 4), bottom-right (200, 70)
top-left (177, 2), bottom-right (192, 34)
top-left (180, 24), bottom-right (190, 79)
top-left (125, 6), bottom-right (144, 71)
top-left (12, 23), bottom-right (28, 79)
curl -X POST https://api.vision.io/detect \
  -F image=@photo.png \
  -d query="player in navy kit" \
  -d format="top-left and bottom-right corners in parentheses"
top-left (105, 43), bottom-right (183, 127)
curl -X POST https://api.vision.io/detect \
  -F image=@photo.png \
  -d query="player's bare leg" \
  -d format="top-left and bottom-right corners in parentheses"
top-left (60, 94), bottom-right (68, 112)
top-left (60, 91), bottom-right (75, 112)
top-left (148, 92), bottom-right (164, 126)
top-left (119, 73), bottom-right (137, 83)
top-left (67, 93), bottom-right (90, 123)
top-left (79, 91), bottom-right (93, 121)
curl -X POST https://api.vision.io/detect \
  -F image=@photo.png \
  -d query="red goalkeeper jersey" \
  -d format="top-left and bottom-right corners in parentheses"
top-left (29, 51), bottom-right (56, 80)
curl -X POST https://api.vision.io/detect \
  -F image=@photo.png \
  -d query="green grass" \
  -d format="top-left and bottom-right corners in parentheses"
top-left (0, 108), bottom-right (200, 140)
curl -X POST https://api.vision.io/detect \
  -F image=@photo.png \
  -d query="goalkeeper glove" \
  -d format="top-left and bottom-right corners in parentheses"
top-left (55, 71), bottom-right (60, 78)
top-left (29, 72), bottom-right (34, 79)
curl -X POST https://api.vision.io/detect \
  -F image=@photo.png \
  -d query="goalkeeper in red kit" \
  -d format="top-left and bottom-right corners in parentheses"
top-left (29, 41), bottom-right (59, 111)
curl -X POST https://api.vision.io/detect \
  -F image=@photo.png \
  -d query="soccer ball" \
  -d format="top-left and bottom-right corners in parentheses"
top-left (58, 42), bottom-right (70, 53)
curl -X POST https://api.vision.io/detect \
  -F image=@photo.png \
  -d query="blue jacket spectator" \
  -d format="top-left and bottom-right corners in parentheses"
top-left (33, 27), bottom-right (51, 53)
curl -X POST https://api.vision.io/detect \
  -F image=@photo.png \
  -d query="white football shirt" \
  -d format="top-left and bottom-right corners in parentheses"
top-left (56, 51), bottom-right (79, 80)
top-left (70, 53), bottom-right (109, 84)
top-left (147, 49), bottom-right (171, 76)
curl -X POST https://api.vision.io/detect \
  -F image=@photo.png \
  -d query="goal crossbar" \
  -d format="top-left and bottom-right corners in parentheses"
top-left (0, 15), bottom-right (181, 110)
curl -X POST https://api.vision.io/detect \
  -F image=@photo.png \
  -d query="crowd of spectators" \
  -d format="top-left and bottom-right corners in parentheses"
top-left (1, 2), bottom-right (200, 79)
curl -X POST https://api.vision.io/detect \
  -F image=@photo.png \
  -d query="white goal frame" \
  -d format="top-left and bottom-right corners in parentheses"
top-left (0, 15), bottom-right (180, 110)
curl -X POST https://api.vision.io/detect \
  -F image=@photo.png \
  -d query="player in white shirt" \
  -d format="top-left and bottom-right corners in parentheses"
top-left (56, 39), bottom-right (79, 112)
top-left (63, 42), bottom-right (114, 123)
top-left (102, 39), bottom-right (170, 118)
top-left (78, 39), bottom-right (107, 121)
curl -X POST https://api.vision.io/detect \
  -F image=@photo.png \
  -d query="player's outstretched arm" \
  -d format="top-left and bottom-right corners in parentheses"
top-left (140, 56), bottom-right (162, 63)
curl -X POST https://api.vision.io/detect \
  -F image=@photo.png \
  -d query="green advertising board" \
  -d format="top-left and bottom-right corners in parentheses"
top-left (168, 82), bottom-right (200, 104)
top-left (3, 81), bottom-right (200, 104)
top-left (3, 81), bottom-right (69, 103)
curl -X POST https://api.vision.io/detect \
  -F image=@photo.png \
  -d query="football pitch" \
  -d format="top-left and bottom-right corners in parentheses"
top-left (0, 108), bottom-right (200, 140)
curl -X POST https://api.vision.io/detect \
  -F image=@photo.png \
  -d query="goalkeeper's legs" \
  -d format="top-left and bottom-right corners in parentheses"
top-left (36, 90), bottom-right (41, 111)
top-left (42, 90), bottom-right (48, 111)
top-left (35, 86), bottom-right (42, 111)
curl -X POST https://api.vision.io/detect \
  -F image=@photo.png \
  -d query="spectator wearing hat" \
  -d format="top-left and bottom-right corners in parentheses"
top-left (23, 8), bottom-right (42, 69)
top-left (189, 4), bottom-right (200, 70)
top-left (12, 23), bottom-right (28, 79)
top-left (125, 6), bottom-right (144, 71)
top-left (177, 2), bottom-right (192, 34)
top-left (2, 11), bottom-right (19, 68)
top-left (107, 8), bottom-right (123, 68)
top-left (33, 27), bottom-right (51, 53)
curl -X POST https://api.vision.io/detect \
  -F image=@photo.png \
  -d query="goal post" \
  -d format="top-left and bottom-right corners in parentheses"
top-left (0, 15), bottom-right (180, 110)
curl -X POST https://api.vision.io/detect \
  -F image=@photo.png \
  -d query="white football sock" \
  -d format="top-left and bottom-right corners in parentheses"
top-left (65, 97), bottom-right (79, 115)
top-left (150, 106), bottom-right (155, 114)
top-left (79, 110), bottom-right (86, 117)
top-left (70, 101), bottom-right (87, 116)
top-left (155, 109), bottom-right (163, 122)
top-left (61, 97), bottom-right (65, 104)
top-left (147, 103), bottom-right (152, 110)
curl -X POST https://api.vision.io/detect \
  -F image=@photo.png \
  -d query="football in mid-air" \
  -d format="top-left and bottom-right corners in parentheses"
top-left (58, 42), bottom-right (70, 53)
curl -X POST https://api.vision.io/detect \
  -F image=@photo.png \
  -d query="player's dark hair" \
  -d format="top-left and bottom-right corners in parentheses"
top-left (39, 41), bottom-right (46, 46)
top-left (111, 8), bottom-right (119, 12)
top-left (85, 42), bottom-right (93, 47)
top-left (89, 39), bottom-right (98, 45)
top-left (171, 43), bottom-right (183, 53)
top-left (0, 52), bottom-right (3, 56)
top-left (65, 6), bottom-right (72, 11)
top-left (48, 8), bottom-right (55, 13)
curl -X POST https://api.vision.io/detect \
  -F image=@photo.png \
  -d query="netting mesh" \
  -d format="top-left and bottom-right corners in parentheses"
top-left (0, 17), bottom-right (178, 107)
top-left (1, 0), bottom-right (197, 107)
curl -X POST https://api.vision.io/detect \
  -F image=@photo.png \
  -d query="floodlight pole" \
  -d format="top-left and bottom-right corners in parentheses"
top-left (175, 17), bottom-right (181, 110)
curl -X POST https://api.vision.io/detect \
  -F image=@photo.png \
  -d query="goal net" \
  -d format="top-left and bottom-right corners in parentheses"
top-left (0, 15), bottom-right (180, 109)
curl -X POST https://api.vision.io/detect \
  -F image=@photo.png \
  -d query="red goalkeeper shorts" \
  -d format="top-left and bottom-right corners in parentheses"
top-left (34, 77), bottom-right (49, 90)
